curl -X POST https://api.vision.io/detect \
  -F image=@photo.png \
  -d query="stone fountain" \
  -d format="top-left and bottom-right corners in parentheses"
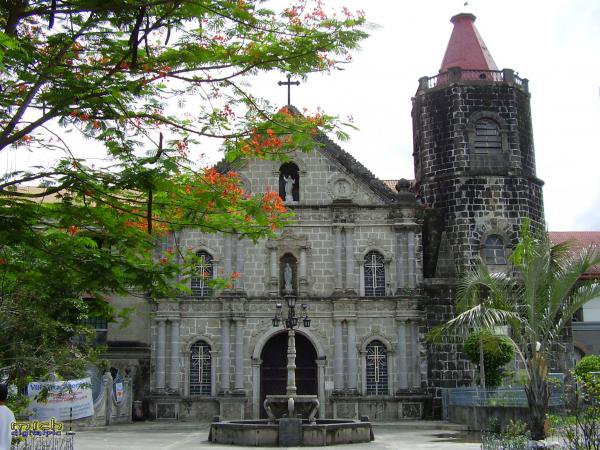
top-left (209, 268), bottom-right (374, 446)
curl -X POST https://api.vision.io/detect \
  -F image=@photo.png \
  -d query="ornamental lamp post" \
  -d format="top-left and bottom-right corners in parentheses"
top-left (271, 263), bottom-right (311, 397)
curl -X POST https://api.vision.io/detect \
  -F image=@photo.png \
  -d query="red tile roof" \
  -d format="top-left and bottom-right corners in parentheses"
top-left (549, 231), bottom-right (600, 278)
top-left (440, 13), bottom-right (498, 73)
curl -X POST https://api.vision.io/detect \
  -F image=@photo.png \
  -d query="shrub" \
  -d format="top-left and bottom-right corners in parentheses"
top-left (575, 355), bottom-right (600, 378)
top-left (464, 329), bottom-right (514, 387)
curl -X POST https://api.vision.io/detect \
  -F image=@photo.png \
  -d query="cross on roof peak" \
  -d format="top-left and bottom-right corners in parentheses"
top-left (278, 74), bottom-right (300, 106)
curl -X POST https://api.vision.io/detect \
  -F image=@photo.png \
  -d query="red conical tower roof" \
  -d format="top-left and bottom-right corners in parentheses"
top-left (440, 13), bottom-right (498, 72)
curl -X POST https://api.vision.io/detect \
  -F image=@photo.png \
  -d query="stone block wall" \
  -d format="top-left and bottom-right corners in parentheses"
top-left (412, 80), bottom-right (545, 271)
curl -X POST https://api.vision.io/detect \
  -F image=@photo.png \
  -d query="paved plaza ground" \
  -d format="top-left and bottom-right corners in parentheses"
top-left (73, 421), bottom-right (482, 449)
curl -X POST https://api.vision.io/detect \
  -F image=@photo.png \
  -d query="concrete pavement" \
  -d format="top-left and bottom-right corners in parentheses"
top-left (72, 421), bottom-right (482, 449)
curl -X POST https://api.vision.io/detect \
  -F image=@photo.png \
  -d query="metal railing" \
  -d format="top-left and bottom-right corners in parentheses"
top-left (442, 386), bottom-right (564, 414)
top-left (418, 68), bottom-right (528, 92)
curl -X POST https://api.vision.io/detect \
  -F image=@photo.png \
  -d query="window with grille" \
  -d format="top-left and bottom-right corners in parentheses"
top-left (364, 251), bottom-right (385, 297)
top-left (190, 341), bottom-right (211, 395)
top-left (473, 119), bottom-right (501, 154)
top-left (484, 235), bottom-right (507, 265)
top-left (81, 315), bottom-right (108, 345)
top-left (366, 340), bottom-right (388, 395)
top-left (191, 251), bottom-right (213, 297)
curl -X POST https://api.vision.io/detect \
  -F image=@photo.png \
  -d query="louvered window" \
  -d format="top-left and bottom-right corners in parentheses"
top-left (474, 119), bottom-right (501, 154)
top-left (484, 235), bottom-right (507, 265)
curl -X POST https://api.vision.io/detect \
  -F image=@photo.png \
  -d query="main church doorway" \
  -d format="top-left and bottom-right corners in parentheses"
top-left (260, 332), bottom-right (317, 418)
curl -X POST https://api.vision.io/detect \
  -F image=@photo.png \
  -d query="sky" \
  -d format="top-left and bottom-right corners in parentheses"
top-left (245, 0), bottom-right (600, 231)
top-left (4, 0), bottom-right (599, 231)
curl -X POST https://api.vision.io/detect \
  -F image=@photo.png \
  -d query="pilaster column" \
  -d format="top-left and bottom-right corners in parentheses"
top-left (346, 319), bottom-right (358, 392)
top-left (155, 317), bottom-right (167, 390)
top-left (233, 318), bottom-right (245, 393)
top-left (395, 230), bottom-right (406, 292)
top-left (408, 231), bottom-right (416, 289)
top-left (251, 358), bottom-right (262, 419)
top-left (224, 235), bottom-right (232, 277)
top-left (333, 319), bottom-right (344, 391)
top-left (183, 350), bottom-right (191, 397)
top-left (333, 228), bottom-right (343, 292)
top-left (396, 319), bottom-right (408, 390)
top-left (299, 245), bottom-right (308, 296)
top-left (268, 243), bottom-right (278, 297)
top-left (169, 318), bottom-right (180, 392)
top-left (220, 318), bottom-right (231, 393)
top-left (316, 358), bottom-right (326, 418)
top-left (410, 321), bottom-right (422, 388)
top-left (235, 238), bottom-right (245, 291)
top-left (345, 227), bottom-right (356, 293)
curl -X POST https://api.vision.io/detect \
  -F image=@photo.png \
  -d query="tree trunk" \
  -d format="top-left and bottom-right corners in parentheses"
top-left (525, 356), bottom-right (550, 441)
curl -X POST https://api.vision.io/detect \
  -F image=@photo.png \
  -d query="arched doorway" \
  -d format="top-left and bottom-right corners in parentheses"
top-left (260, 331), bottom-right (317, 418)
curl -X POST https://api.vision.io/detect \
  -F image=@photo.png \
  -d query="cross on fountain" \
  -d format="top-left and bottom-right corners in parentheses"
top-left (278, 74), bottom-right (300, 106)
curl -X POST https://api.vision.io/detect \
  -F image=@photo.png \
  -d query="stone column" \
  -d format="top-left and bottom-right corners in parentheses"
top-left (235, 238), bottom-right (245, 291)
top-left (345, 227), bottom-right (355, 293)
top-left (333, 319), bottom-right (344, 391)
top-left (346, 319), bottom-right (358, 392)
top-left (395, 230), bottom-right (406, 292)
top-left (210, 351), bottom-right (219, 396)
top-left (220, 318), bottom-right (231, 393)
top-left (333, 228), bottom-right (343, 292)
top-left (251, 358), bottom-right (261, 419)
top-left (224, 235), bottom-right (232, 277)
top-left (299, 245), bottom-right (308, 296)
top-left (286, 330), bottom-right (297, 396)
top-left (410, 321), bottom-right (421, 388)
top-left (234, 318), bottom-right (245, 393)
top-left (155, 318), bottom-right (167, 390)
top-left (169, 318), bottom-right (180, 392)
top-left (183, 350), bottom-right (191, 397)
top-left (316, 358), bottom-right (326, 418)
top-left (408, 231), bottom-right (416, 289)
top-left (268, 243), bottom-right (278, 297)
top-left (396, 319), bottom-right (408, 390)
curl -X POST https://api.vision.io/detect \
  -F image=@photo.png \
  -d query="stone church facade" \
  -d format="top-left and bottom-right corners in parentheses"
top-left (105, 13), bottom-right (547, 421)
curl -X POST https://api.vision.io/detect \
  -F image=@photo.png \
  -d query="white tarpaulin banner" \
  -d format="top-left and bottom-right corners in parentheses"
top-left (28, 377), bottom-right (94, 421)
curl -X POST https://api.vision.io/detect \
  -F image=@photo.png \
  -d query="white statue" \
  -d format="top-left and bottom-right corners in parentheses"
top-left (283, 175), bottom-right (295, 202)
top-left (284, 262), bottom-right (293, 293)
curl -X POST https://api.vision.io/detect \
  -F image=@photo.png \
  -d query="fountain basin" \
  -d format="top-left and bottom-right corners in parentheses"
top-left (209, 418), bottom-right (374, 447)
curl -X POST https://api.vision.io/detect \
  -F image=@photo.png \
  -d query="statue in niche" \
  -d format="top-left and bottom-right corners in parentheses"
top-left (283, 175), bottom-right (295, 203)
top-left (283, 262), bottom-right (293, 293)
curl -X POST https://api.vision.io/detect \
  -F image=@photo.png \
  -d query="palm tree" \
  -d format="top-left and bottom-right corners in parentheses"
top-left (429, 220), bottom-right (600, 440)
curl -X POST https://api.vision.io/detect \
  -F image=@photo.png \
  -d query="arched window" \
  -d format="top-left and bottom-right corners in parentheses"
top-left (279, 162), bottom-right (299, 203)
top-left (280, 253), bottom-right (297, 295)
top-left (484, 235), bottom-right (507, 265)
top-left (473, 119), bottom-right (501, 154)
top-left (191, 251), bottom-right (213, 297)
top-left (190, 341), bottom-right (212, 395)
top-left (364, 251), bottom-right (385, 297)
top-left (366, 340), bottom-right (388, 395)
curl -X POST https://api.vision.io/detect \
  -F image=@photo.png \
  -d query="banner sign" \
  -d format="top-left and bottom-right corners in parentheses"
top-left (28, 377), bottom-right (94, 421)
top-left (115, 382), bottom-right (124, 403)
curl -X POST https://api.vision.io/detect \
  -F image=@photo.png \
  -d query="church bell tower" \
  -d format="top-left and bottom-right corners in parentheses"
top-left (412, 13), bottom-right (545, 276)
